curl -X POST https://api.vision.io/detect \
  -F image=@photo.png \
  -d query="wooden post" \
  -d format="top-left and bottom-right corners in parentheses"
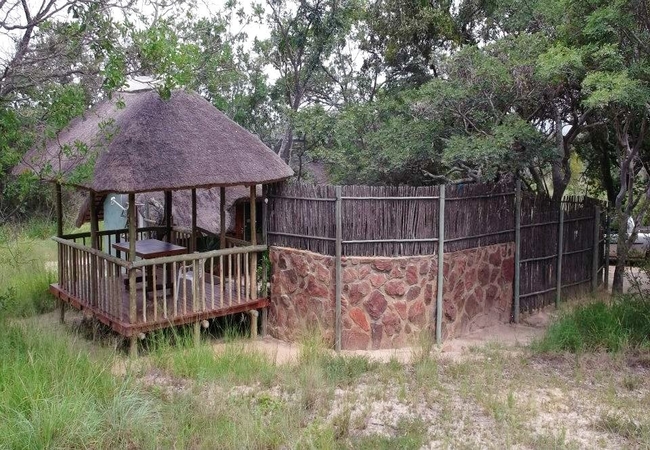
top-left (191, 188), bottom-right (197, 253)
top-left (604, 210), bottom-right (610, 289)
top-left (250, 185), bottom-right (257, 301)
top-left (250, 309), bottom-right (259, 339)
top-left (220, 187), bottom-right (226, 250)
top-left (261, 184), bottom-right (268, 336)
top-left (335, 186), bottom-right (342, 352)
top-left (513, 180), bottom-right (521, 324)
top-left (193, 320), bottom-right (201, 347)
top-left (89, 191), bottom-right (99, 306)
top-left (555, 206), bottom-right (564, 308)
top-left (436, 185), bottom-right (445, 345)
top-left (592, 206), bottom-right (601, 292)
top-left (56, 183), bottom-right (65, 324)
top-left (128, 192), bottom-right (137, 357)
top-left (164, 190), bottom-right (172, 242)
top-left (129, 335), bottom-right (138, 358)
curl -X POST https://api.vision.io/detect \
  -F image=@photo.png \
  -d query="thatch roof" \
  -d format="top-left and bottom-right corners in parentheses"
top-left (75, 186), bottom-right (260, 234)
top-left (16, 89), bottom-right (293, 193)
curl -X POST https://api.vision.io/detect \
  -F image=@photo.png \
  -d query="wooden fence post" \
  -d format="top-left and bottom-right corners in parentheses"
top-left (335, 186), bottom-right (342, 352)
top-left (591, 206), bottom-right (601, 292)
top-left (555, 206), bottom-right (564, 308)
top-left (514, 181), bottom-right (521, 324)
top-left (604, 210), bottom-right (610, 289)
top-left (436, 185), bottom-right (445, 345)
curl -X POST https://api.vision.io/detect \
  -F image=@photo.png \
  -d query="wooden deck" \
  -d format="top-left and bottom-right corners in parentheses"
top-left (51, 236), bottom-right (269, 338)
top-left (51, 275), bottom-right (269, 337)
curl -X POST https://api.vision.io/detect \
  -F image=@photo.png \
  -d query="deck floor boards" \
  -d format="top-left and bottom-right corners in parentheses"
top-left (51, 266), bottom-right (267, 336)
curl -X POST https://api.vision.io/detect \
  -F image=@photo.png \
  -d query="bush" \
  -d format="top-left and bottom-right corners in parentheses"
top-left (535, 298), bottom-right (650, 353)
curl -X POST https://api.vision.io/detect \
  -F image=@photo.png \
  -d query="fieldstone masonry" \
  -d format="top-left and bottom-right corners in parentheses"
top-left (268, 243), bottom-right (514, 350)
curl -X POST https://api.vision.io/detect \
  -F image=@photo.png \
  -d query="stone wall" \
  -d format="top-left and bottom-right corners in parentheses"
top-left (268, 243), bottom-right (514, 350)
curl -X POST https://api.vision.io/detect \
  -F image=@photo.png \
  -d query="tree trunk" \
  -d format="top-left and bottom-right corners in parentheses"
top-left (612, 214), bottom-right (631, 294)
top-left (589, 125), bottom-right (617, 205)
top-left (277, 125), bottom-right (294, 164)
top-left (612, 259), bottom-right (626, 294)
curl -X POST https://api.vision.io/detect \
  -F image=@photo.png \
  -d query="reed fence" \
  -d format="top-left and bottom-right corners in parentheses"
top-left (267, 182), bottom-right (606, 324)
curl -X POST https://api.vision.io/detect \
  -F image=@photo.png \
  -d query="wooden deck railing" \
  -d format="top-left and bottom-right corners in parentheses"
top-left (62, 226), bottom-right (217, 255)
top-left (129, 245), bottom-right (266, 325)
top-left (53, 236), bottom-right (267, 329)
top-left (55, 237), bottom-right (130, 320)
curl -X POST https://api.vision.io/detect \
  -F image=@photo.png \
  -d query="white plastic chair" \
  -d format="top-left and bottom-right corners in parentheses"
top-left (175, 255), bottom-right (205, 303)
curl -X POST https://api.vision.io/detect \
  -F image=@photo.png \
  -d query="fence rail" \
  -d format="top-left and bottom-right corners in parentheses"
top-left (268, 183), bottom-right (516, 257)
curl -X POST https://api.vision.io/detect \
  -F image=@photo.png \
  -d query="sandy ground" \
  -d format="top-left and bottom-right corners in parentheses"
top-left (210, 264), bottom-right (646, 366)
top-left (209, 312), bottom-right (551, 366)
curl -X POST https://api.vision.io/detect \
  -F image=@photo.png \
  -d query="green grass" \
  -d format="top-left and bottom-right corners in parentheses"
top-left (0, 223), bottom-right (57, 319)
top-left (4, 224), bottom-right (650, 448)
top-left (534, 297), bottom-right (650, 353)
top-left (0, 321), bottom-right (161, 449)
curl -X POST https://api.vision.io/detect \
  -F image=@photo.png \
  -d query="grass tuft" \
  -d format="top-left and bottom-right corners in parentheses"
top-left (534, 297), bottom-right (650, 353)
top-left (0, 322), bottom-right (160, 449)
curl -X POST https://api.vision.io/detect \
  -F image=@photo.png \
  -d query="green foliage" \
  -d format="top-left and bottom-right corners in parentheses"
top-left (535, 298), bottom-right (650, 353)
top-left (582, 71), bottom-right (649, 109)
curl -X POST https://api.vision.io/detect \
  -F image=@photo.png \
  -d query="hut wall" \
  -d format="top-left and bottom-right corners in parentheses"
top-left (268, 243), bottom-right (514, 350)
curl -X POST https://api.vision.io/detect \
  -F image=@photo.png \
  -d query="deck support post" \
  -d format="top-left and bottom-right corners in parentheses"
top-left (128, 193), bottom-right (137, 327)
top-left (261, 184), bottom-right (268, 337)
top-left (165, 191), bottom-right (172, 242)
top-left (191, 188), bottom-right (197, 253)
top-left (220, 187), bottom-right (226, 249)
top-left (129, 335), bottom-right (138, 358)
top-left (261, 308), bottom-right (268, 337)
top-left (250, 309), bottom-right (259, 339)
top-left (56, 183), bottom-right (65, 324)
top-left (193, 321), bottom-right (201, 347)
top-left (90, 191), bottom-right (99, 306)
top-left (250, 185), bottom-right (257, 300)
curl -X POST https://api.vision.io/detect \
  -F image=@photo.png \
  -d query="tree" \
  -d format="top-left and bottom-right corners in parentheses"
top-left (359, 0), bottom-right (468, 88)
top-left (259, 0), bottom-right (360, 163)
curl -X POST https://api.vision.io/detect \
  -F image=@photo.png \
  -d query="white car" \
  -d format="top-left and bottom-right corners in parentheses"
top-left (608, 229), bottom-right (650, 262)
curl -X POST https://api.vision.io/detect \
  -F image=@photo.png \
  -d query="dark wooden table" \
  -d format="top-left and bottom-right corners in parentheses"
top-left (113, 239), bottom-right (187, 291)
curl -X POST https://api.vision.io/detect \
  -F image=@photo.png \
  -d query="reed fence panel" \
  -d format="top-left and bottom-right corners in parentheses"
top-left (267, 182), bottom-right (605, 315)
top-left (340, 185), bottom-right (440, 257)
top-left (444, 183), bottom-right (515, 253)
top-left (519, 195), bottom-right (561, 312)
